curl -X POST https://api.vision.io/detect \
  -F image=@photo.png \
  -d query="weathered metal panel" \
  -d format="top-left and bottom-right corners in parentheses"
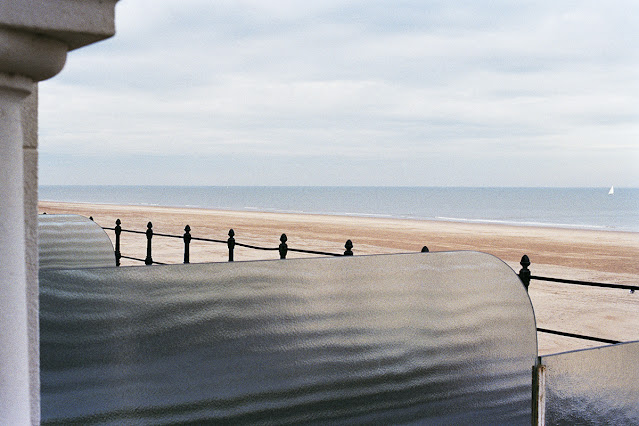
top-left (38, 214), bottom-right (115, 269)
top-left (40, 252), bottom-right (536, 424)
top-left (541, 340), bottom-right (639, 424)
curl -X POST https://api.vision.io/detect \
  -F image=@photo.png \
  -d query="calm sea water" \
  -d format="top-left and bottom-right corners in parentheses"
top-left (39, 186), bottom-right (639, 232)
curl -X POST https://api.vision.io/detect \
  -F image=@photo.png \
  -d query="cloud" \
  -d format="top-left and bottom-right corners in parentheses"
top-left (39, 0), bottom-right (639, 186)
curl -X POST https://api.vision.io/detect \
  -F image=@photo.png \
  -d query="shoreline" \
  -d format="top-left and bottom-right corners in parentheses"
top-left (39, 199), bottom-right (638, 235)
top-left (38, 200), bottom-right (639, 355)
top-left (38, 200), bottom-right (639, 278)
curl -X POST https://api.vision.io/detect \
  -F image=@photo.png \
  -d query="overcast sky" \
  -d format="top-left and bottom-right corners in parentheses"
top-left (39, 0), bottom-right (638, 187)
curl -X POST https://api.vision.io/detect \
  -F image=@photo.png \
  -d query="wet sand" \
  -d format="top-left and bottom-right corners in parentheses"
top-left (38, 201), bottom-right (639, 355)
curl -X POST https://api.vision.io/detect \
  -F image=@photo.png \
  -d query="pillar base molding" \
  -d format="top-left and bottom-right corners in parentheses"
top-left (0, 72), bottom-right (34, 99)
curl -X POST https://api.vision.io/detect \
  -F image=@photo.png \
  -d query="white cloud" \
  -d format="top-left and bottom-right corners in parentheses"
top-left (39, 0), bottom-right (639, 186)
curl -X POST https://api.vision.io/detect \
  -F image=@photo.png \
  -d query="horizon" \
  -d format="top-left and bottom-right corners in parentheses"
top-left (39, 184), bottom-right (633, 189)
top-left (38, 185), bottom-right (639, 233)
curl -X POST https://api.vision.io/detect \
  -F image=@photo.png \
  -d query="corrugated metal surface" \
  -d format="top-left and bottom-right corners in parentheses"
top-left (38, 214), bottom-right (115, 270)
top-left (542, 340), bottom-right (639, 424)
top-left (40, 252), bottom-right (537, 424)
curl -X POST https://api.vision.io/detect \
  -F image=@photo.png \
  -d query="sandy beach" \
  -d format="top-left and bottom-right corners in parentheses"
top-left (39, 201), bottom-right (639, 355)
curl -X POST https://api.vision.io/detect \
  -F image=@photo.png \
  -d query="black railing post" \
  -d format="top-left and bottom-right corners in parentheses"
top-left (279, 234), bottom-right (288, 259)
top-left (519, 254), bottom-right (531, 291)
top-left (145, 222), bottom-right (154, 265)
top-left (183, 225), bottom-right (191, 264)
top-left (114, 219), bottom-right (122, 266)
top-left (227, 229), bottom-right (236, 262)
top-left (344, 239), bottom-right (353, 256)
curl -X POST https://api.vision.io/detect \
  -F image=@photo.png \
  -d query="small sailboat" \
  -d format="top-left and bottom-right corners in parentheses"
top-left (608, 186), bottom-right (614, 195)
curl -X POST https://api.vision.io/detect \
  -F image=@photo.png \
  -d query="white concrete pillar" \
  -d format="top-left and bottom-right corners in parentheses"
top-left (0, 73), bottom-right (32, 425)
top-left (22, 85), bottom-right (41, 426)
top-left (0, 2), bottom-right (118, 422)
top-left (0, 26), bottom-right (67, 425)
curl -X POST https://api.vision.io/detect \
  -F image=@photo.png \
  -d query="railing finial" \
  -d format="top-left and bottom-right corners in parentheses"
top-left (344, 239), bottom-right (353, 256)
top-left (114, 219), bottom-right (122, 266)
top-left (519, 254), bottom-right (531, 291)
top-left (145, 222), bottom-right (154, 265)
top-left (227, 229), bottom-right (236, 262)
top-left (279, 233), bottom-right (288, 259)
top-left (183, 225), bottom-right (192, 264)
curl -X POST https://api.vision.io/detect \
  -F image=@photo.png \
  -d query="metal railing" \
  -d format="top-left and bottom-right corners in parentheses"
top-left (101, 219), bottom-right (355, 266)
top-left (518, 254), bottom-right (638, 345)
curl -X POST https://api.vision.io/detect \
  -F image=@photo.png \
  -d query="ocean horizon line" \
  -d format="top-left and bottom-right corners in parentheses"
top-left (39, 184), bottom-right (637, 190)
top-left (38, 186), bottom-right (639, 233)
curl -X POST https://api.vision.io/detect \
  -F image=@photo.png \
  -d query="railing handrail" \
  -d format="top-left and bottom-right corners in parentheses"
top-left (102, 220), bottom-right (350, 265)
top-left (119, 254), bottom-right (167, 265)
top-left (536, 328), bottom-right (621, 345)
top-left (530, 275), bottom-right (639, 291)
top-left (518, 254), bottom-right (638, 291)
top-left (517, 254), bottom-right (637, 347)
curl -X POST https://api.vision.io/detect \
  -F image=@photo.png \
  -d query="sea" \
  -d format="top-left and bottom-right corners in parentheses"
top-left (39, 186), bottom-right (639, 233)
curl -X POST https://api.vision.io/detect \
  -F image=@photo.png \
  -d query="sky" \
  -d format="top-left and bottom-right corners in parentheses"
top-left (38, 0), bottom-right (639, 187)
